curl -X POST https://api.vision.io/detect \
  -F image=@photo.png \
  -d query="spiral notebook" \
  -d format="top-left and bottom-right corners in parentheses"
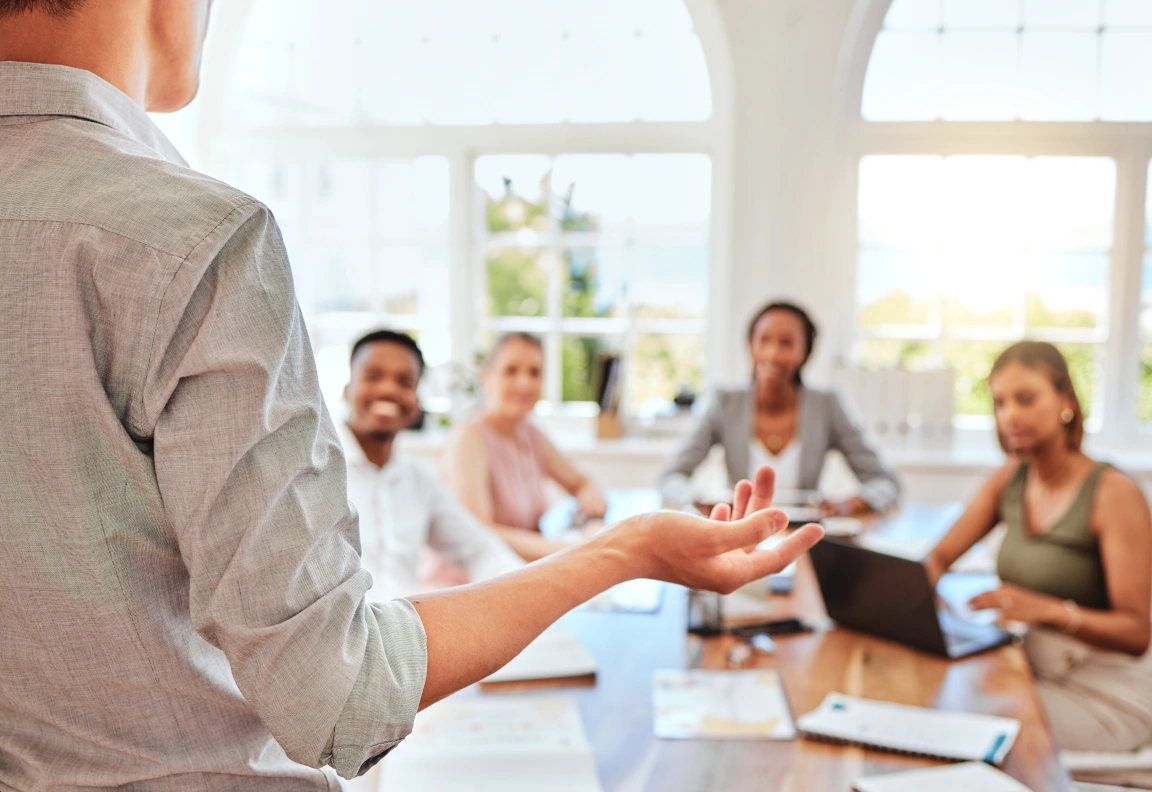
top-left (797, 693), bottom-right (1019, 765)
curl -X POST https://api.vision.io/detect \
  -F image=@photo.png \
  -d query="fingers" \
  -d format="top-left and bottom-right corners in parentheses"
top-left (710, 508), bottom-right (790, 555)
top-left (747, 466), bottom-right (777, 514)
top-left (968, 589), bottom-right (1000, 611)
top-left (742, 523), bottom-right (824, 580)
top-left (730, 480), bottom-right (752, 521)
top-left (709, 503), bottom-right (731, 522)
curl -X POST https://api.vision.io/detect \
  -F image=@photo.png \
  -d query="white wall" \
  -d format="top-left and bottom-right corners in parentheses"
top-left (712, 0), bottom-right (859, 384)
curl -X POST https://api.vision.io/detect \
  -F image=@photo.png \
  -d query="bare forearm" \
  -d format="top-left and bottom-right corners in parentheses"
top-left (409, 530), bottom-right (635, 709)
top-left (1036, 599), bottom-right (1151, 656)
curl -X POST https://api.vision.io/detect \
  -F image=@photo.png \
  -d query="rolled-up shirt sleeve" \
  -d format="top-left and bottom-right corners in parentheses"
top-left (143, 202), bottom-right (426, 778)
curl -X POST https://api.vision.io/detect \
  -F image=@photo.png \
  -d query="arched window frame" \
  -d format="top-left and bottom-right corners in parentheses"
top-left (186, 0), bottom-right (736, 411)
top-left (833, 0), bottom-right (1150, 448)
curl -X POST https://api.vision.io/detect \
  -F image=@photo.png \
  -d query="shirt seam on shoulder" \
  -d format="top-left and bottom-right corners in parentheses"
top-left (132, 200), bottom-right (260, 429)
top-left (0, 209), bottom-right (250, 259)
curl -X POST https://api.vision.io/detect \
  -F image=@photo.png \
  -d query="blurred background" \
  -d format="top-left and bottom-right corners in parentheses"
top-left (154, 0), bottom-right (1152, 499)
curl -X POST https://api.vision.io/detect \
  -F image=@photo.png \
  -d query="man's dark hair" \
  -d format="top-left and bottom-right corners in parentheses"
top-left (0, 0), bottom-right (85, 18)
top-left (349, 329), bottom-right (425, 374)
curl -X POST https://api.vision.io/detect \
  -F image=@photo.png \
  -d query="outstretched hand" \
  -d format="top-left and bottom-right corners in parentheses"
top-left (620, 466), bottom-right (823, 594)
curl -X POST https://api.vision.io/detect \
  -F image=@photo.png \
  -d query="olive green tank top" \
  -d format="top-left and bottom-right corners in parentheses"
top-left (996, 462), bottom-right (1111, 611)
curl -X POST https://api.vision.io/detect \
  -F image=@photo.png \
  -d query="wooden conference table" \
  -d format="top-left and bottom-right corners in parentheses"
top-left (491, 497), bottom-right (1075, 792)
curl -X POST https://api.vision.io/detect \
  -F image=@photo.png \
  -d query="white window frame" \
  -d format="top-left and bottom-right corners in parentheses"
top-left (189, 0), bottom-right (737, 414)
top-left (833, 0), bottom-right (1151, 448)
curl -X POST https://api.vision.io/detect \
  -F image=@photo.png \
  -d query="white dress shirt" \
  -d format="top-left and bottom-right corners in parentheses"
top-left (338, 424), bottom-right (523, 602)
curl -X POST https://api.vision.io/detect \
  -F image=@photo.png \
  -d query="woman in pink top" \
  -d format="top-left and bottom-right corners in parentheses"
top-left (447, 333), bottom-right (607, 561)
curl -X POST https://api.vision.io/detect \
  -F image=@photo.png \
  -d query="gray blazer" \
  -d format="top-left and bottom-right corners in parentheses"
top-left (660, 385), bottom-right (900, 511)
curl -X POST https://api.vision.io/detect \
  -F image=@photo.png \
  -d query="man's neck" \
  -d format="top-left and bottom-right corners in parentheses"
top-left (0, 3), bottom-right (151, 107)
top-left (349, 424), bottom-right (397, 469)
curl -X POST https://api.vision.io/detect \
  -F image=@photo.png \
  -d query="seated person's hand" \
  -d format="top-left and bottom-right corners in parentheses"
top-left (613, 467), bottom-right (823, 594)
top-left (818, 496), bottom-right (872, 518)
top-left (968, 583), bottom-right (1059, 627)
top-left (576, 486), bottom-right (608, 520)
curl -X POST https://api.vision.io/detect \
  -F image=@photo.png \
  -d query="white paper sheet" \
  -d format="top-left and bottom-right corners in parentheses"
top-left (653, 669), bottom-right (797, 740)
top-left (854, 761), bottom-right (1032, 792)
top-left (383, 697), bottom-right (602, 792)
top-left (483, 628), bottom-right (598, 684)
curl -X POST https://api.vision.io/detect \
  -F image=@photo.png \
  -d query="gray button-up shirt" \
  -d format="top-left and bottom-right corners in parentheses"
top-left (0, 62), bottom-right (427, 790)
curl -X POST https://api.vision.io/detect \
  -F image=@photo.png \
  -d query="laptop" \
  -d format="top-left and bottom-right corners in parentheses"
top-left (808, 538), bottom-right (1011, 659)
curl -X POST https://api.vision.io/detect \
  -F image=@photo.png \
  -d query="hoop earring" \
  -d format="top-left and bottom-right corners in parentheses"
top-left (1060, 408), bottom-right (1074, 425)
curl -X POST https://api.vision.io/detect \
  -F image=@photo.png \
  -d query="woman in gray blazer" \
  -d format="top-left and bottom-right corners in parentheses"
top-left (661, 301), bottom-right (899, 515)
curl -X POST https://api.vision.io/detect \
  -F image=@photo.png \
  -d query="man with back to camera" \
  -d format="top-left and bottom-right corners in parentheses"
top-left (0, 1), bottom-right (823, 787)
top-left (340, 329), bottom-right (523, 601)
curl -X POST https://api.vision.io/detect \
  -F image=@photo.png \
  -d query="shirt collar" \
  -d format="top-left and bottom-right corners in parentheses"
top-left (0, 61), bottom-right (186, 166)
top-left (336, 421), bottom-right (402, 475)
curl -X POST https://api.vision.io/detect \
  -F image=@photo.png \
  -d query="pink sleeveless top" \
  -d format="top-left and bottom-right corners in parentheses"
top-left (475, 419), bottom-right (550, 532)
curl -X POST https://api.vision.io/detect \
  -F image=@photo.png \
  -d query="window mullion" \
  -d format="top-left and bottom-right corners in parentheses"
top-left (546, 187), bottom-right (564, 404)
top-left (1105, 150), bottom-right (1147, 445)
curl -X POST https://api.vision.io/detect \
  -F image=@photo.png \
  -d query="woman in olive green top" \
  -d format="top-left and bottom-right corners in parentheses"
top-left (925, 342), bottom-right (1152, 753)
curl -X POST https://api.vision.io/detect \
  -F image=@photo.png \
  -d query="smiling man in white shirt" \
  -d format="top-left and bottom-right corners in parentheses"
top-left (341, 330), bottom-right (522, 601)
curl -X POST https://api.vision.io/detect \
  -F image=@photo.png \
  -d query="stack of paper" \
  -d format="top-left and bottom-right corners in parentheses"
top-left (797, 693), bottom-right (1020, 764)
top-left (854, 761), bottom-right (1032, 792)
top-left (653, 669), bottom-right (796, 740)
top-left (383, 696), bottom-right (602, 792)
top-left (482, 628), bottom-right (597, 686)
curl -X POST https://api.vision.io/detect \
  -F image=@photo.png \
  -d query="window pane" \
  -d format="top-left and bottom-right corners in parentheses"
top-left (486, 248), bottom-right (550, 317)
top-left (940, 32), bottom-right (1019, 120)
top-left (858, 156), bottom-right (946, 247)
top-left (1026, 0), bottom-right (1101, 28)
top-left (1019, 32), bottom-right (1098, 120)
top-left (1143, 255), bottom-right (1152, 338)
top-left (941, 251), bottom-right (1023, 328)
top-left (1106, 0), bottom-right (1152, 27)
top-left (1141, 257), bottom-right (1152, 422)
top-left (476, 155), bottom-right (551, 236)
top-left (1026, 253), bottom-right (1109, 330)
top-left (1139, 345), bottom-right (1152, 422)
top-left (1100, 32), bottom-right (1152, 120)
top-left (885, 0), bottom-right (942, 30)
top-left (551, 154), bottom-right (711, 237)
top-left (299, 242), bottom-right (373, 313)
top-left (377, 245), bottom-right (450, 316)
top-left (857, 339), bottom-right (937, 370)
top-left (375, 158), bottom-right (450, 241)
top-left (629, 247), bottom-right (709, 319)
top-left (865, 0), bottom-right (1152, 121)
top-left (942, 342), bottom-right (1001, 415)
top-left (304, 160), bottom-right (373, 242)
top-left (937, 156), bottom-right (1028, 247)
top-left (857, 250), bottom-right (939, 327)
top-left (561, 336), bottom-right (616, 402)
top-left (1023, 158), bottom-right (1116, 250)
top-left (629, 334), bottom-right (705, 410)
top-left (862, 32), bottom-right (941, 121)
top-left (943, 0), bottom-right (1019, 29)
top-left (227, 0), bottom-right (712, 127)
top-left (563, 249), bottom-right (624, 318)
